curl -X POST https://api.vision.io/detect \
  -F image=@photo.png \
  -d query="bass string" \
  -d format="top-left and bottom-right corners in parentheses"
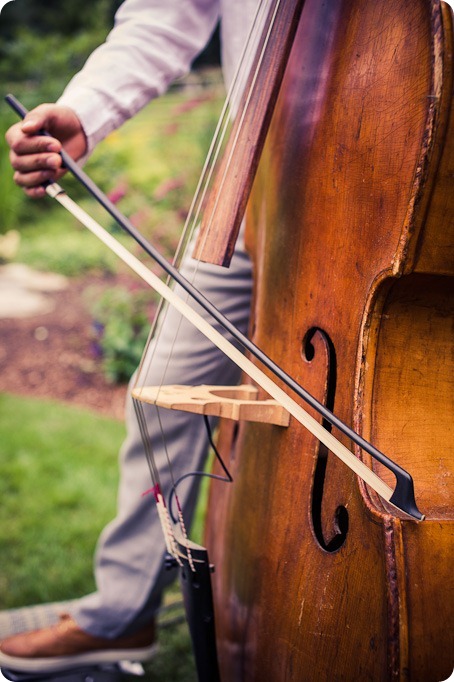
top-left (133, 0), bottom-right (272, 396)
top-left (134, 400), bottom-right (158, 483)
top-left (134, 397), bottom-right (186, 564)
top-left (188, 0), bottom-right (284, 253)
top-left (134, 0), bottom-right (274, 396)
top-left (133, 390), bottom-right (193, 565)
top-left (132, 0), bottom-right (282, 550)
top-left (167, 0), bottom-right (276, 273)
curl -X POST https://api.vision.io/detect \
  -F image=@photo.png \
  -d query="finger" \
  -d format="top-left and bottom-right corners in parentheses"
top-left (10, 133), bottom-right (61, 156)
top-left (20, 108), bottom-right (54, 135)
top-left (24, 185), bottom-right (49, 199)
top-left (5, 121), bottom-right (22, 146)
top-left (13, 168), bottom-right (56, 189)
top-left (10, 150), bottom-right (62, 174)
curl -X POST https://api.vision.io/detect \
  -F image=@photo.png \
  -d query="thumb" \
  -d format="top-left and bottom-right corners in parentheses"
top-left (20, 107), bottom-right (53, 134)
top-left (20, 109), bottom-right (62, 153)
top-left (21, 115), bottom-right (45, 134)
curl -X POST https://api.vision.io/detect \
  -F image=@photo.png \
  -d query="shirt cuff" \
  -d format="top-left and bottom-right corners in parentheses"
top-left (57, 85), bottom-right (149, 161)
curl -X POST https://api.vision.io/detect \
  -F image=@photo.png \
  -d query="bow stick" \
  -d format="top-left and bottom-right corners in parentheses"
top-left (5, 96), bottom-right (424, 522)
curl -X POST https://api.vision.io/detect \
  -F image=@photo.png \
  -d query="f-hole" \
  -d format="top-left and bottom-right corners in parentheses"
top-left (303, 327), bottom-right (349, 552)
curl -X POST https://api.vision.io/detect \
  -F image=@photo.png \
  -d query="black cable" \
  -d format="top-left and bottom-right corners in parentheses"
top-left (168, 416), bottom-right (233, 524)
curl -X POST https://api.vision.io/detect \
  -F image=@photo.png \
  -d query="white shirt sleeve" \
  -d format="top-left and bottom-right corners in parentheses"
top-left (58, 0), bottom-right (220, 155)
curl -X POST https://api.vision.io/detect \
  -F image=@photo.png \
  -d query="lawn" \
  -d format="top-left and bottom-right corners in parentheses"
top-left (0, 394), bottom-right (123, 608)
top-left (0, 392), bottom-right (199, 681)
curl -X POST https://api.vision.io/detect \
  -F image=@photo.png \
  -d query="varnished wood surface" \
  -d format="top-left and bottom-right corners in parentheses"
top-left (193, 0), bottom-right (305, 266)
top-left (132, 384), bottom-right (290, 425)
top-left (204, 1), bottom-right (454, 680)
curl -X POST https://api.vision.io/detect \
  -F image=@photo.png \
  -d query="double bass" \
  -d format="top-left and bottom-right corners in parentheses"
top-left (200, 0), bottom-right (454, 679)
top-left (7, 0), bottom-right (452, 679)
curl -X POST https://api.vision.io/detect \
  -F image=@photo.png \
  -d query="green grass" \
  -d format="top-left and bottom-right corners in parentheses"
top-left (0, 392), bottom-right (211, 680)
top-left (144, 621), bottom-right (196, 681)
top-left (0, 393), bottom-right (123, 607)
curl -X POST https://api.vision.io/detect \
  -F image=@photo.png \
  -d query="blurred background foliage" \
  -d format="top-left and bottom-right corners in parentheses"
top-left (0, 0), bottom-right (219, 103)
top-left (0, 0), bottom-right (222, 230)
top-left (0, 3), bottom-right (223, 679)
top-left (0, 0), bottom-right (122, 36)
top-left (0, 0), bottom-right (224, 380)
top-left (0, 0), bottom-right (123, 103)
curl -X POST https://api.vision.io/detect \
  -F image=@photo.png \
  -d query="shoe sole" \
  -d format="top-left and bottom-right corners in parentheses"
top-left (0, 644), bottom-right (158, 673)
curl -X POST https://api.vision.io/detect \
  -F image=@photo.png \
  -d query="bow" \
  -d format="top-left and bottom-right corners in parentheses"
top-left (5, 93), bottom-right (425, 522)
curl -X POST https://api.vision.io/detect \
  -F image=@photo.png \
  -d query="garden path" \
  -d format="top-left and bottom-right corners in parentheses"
top-left (0, 264), bottom-right (127, 419)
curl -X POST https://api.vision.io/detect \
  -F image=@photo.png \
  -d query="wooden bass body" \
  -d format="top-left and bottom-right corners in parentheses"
top-left (204, 0), bottom-right (454, 679)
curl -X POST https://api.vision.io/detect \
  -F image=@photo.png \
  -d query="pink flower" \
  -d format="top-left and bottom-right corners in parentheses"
top-left (107, 182), bottom-right (128, 204)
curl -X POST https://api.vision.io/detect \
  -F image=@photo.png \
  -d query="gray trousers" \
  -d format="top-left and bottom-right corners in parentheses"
top-left (71, 234), bottom-right (253, 638)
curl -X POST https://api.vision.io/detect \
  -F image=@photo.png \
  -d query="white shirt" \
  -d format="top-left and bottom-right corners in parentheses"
top-left (58, 0), bottom-right (261, 156)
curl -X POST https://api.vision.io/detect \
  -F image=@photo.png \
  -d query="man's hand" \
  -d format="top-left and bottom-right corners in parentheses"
top-left (5, 104), bottom-right (87, 198)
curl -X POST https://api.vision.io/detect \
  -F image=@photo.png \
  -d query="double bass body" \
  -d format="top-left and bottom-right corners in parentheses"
top-left (204, 0), bottom-right (454, 679)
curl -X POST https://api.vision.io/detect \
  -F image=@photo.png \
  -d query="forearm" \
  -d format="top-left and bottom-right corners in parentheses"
top-left (58, 0), bottom-right (220, 155)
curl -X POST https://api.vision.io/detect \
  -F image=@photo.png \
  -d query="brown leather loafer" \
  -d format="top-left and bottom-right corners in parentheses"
top-left (0, 614), bottom-right (156, 673)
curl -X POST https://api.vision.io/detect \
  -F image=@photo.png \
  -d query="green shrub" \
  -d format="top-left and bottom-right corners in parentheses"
top-left (88, 286), bottom-right (156, 383)
top-left (0, 111), bottom-right (25, 235)
top-left (17, 223), bottom-right (120, 276)
top-left (0, 27), bottom-right (110, 104)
